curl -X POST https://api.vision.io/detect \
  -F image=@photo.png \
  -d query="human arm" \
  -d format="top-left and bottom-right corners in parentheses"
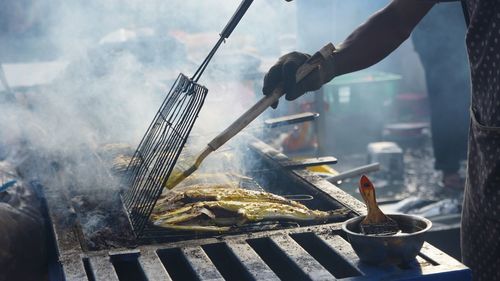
top-left (263, 0), bottom-right (435, 102)
top-left (332, 0), bottom-right (435, 76)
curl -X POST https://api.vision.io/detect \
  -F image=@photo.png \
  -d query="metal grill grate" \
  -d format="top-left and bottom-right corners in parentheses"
top-left (62, 231), bottom-right (471, 281)
top-left (122, 73), bottom-right (208, 237)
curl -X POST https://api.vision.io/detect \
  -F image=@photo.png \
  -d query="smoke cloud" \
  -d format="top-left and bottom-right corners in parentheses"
top-left (0, 0), bottom-right (450, 191)
top-left (0, 0), bottom-right (298, 191)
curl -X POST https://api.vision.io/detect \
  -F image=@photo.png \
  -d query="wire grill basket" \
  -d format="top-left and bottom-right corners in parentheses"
top-left (121, 0), bottom-right (262, 239)
top-left (123, 73), bottom-right (208, 236)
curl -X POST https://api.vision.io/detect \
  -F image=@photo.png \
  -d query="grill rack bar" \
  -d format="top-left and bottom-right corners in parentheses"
top-left (224, 240), bottom-right (279, 281)
top-left (138, 249), bottom-right (171, 281)
top-left (181, 246), bottom-right (225, 280)
top-left (60, 229), bottom-right (471, 281)
top-left (136, 215), bottom-right (358, 243)
top-left (40, 132), bottom-right (471, 280)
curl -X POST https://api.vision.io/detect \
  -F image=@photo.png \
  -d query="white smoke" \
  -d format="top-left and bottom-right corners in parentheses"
top-left (0, 0), bottom-right (297, 189)
top-left (0, 0), bottom-right (434, 190)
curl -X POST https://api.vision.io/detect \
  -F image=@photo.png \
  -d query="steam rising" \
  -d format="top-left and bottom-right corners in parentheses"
top-left (0, 1), bottom-right (296, 190)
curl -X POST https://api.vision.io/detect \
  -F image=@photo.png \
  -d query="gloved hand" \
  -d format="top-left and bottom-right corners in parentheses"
top-left (262, 43), bottom-right (337, 108)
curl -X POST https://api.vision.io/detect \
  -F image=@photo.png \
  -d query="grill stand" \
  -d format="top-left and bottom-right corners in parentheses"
top-left (44, 138), bottom-right (471, 281)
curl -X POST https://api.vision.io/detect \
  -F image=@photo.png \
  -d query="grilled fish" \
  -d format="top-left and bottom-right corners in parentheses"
top-left (151, 186), bottom-right (351, 232)
top-left (154, 185), bottom-right (305, 213)
top-left (111, 155), bottom-right (135, 175)
top-left (152, 200), bottom-right (343, 232)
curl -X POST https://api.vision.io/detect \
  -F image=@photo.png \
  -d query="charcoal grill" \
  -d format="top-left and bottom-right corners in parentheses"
top-left (41, 136), bottom-right (471, 281)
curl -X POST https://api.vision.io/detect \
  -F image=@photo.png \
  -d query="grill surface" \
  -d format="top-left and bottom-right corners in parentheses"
top-left (44, 138), bottom-right (471, 280)
top-left (58, 226), bottom-right (470, 281)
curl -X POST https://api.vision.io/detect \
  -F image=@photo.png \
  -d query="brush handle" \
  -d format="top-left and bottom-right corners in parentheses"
top-left (362, 188), bottom-right (380, 213)
top-left (207, 88), bottom-right (282, 150)
top-left (363, 195), bottom-right (387, 224)
top-left (359, 175), bottom-right (387, 223)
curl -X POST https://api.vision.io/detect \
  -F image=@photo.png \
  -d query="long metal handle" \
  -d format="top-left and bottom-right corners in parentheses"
top-left (220, 0), bottom-right (254, 39)
top-left (220, 0), bottom-right (294, 38)
top-left (326, 163), bottom-right (380, 183)
top-left (208, 87), bottom-right (283, 150)
top-left (192, 0), bottom-right (256, 81)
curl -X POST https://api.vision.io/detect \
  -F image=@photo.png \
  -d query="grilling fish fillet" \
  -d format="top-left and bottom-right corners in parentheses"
top-left (154, 185), bottom-right (305, 213)
top-left (151, 186), bottom-right (350, 232)
top-left (111, 155), bottom-right (135, 175)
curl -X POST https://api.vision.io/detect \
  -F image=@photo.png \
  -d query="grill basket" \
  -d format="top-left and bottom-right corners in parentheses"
top-left (123, 74), bottom-right (208, 237)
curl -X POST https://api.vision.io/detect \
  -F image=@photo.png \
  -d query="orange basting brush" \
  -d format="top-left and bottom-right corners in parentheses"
top-left (358, 175), bottom-right (399, 235)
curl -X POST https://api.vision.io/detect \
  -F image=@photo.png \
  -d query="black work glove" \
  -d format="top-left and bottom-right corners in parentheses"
top-left (263, 52), bottom-right (309, 108)
top-left (262, 45), bottom-right (336, 108)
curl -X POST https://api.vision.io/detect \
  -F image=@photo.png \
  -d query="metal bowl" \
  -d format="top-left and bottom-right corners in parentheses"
top-left (342, 214), bottom-right (432, 265)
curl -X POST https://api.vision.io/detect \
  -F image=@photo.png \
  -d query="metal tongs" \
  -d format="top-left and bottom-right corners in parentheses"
top-left (166, 43), bottom-right (337, 189)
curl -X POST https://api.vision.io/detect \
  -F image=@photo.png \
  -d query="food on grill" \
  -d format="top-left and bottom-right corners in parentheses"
top-left (111, 155), bottom-right (134, 175)
top-left (164, 155), bottom-right (202, 189)
top-left (151, 185), bottom-right (349, 232)
top-left (109, 151), bottom-right (186, 178)
top-left (99, 143), bottom-right (134, 154)
top-left (152, 200), bottom-right (338, 232)
top-left (155, 184), bottom-right (304, 212)
top-left (98, 143), bottom-right (137, 175)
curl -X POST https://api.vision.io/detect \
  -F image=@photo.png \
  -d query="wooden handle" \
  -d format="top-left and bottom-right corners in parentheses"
top-left (206, 43), bottom-right (336, 151)
top-left (359, 175), bottom-right (377, 208)
top-left (208, 87), bottom-right (283, 150)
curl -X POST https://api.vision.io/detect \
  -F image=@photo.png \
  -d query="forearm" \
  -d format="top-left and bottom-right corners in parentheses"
top-left (331, 0), bottom-right (434, 77)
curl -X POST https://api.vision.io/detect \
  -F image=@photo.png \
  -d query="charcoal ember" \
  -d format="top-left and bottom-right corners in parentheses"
top-left (71, 193), bottom-right (136, 250)
top-left (87, 225), bottom-right (136, 250)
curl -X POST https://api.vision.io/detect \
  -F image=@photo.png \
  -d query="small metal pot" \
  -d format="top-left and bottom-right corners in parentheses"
top-left (342, 214), bottom-right (432, 265)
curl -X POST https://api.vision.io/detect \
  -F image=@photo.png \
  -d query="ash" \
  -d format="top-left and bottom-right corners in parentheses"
top-left (71, 191), bottom-right (136, 250)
